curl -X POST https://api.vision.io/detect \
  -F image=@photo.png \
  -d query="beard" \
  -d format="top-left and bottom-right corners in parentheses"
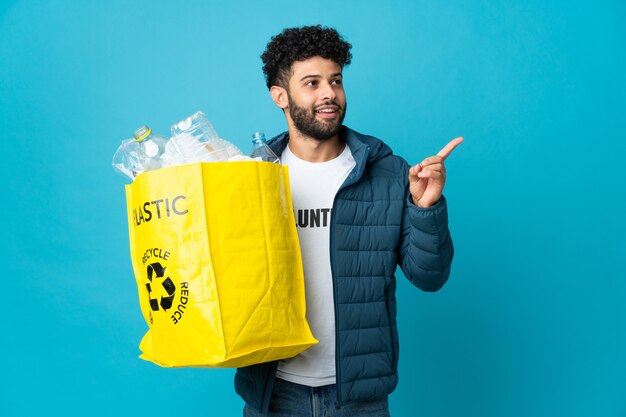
top-left (287, 93), bottom-right (347, 141)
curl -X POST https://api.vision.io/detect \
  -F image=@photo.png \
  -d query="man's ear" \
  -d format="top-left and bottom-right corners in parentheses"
top-left (270, 86), bottom-right (288, 110)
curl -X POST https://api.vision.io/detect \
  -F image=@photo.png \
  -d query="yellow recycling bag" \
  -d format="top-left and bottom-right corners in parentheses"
top-left (125, 161), bottom-right (317, 368)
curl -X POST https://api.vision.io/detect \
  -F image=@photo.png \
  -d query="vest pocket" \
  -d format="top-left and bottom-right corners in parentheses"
top-left (384, 276), bottom-right (399, 370)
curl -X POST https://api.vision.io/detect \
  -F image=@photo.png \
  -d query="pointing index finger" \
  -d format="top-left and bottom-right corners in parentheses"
top-left (437, 137), bottom-right (464, 160)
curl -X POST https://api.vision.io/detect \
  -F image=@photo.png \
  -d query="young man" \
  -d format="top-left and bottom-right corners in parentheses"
top-left (236, 25), bottom-right (462, 417)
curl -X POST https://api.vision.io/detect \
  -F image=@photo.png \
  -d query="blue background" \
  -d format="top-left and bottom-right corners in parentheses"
top-left (1, 1), bottom-right (625, 416)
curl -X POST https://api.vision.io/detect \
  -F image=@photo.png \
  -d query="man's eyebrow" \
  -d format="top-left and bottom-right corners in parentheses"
top-left (299, 74), bottom-right (321, 82)
top-left (299, 73), bottom-right (343, 82)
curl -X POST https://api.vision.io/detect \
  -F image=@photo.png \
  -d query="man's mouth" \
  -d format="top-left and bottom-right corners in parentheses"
top-left (315, 105), bottom-right (340, 118)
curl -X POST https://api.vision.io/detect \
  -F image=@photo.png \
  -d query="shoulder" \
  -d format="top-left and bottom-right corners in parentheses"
top-left (344, 127), bottom-right (409, 176)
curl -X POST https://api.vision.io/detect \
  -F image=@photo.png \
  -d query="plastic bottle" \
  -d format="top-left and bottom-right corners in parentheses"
top-left (250, 132), bottom-right (280, 163)
top-left (169, 111), bottom-right (228, 163)
top-left (111, 125), bottom-right (168, 180)
top-left (133, 125), bottom-right (168, 171)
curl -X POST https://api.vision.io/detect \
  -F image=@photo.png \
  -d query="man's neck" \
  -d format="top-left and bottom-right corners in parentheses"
top-left (287, 129), bottom-right (345, 163)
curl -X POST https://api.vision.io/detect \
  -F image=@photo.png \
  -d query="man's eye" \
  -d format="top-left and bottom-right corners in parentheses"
top-left (306, 80), bottom-right (318, 86)
top-left (332, 79), bottom-right (342, 85)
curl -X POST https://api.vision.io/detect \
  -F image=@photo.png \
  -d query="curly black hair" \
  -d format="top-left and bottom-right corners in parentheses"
top-left (261, 25), bottom-right (352, 90)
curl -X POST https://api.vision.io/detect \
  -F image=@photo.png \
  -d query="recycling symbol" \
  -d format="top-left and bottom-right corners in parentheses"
top-left (145, 262), bottom-right (176, 312)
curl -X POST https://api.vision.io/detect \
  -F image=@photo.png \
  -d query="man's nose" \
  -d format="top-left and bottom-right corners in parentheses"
top-left (319, 81), bottom-right (337, 101)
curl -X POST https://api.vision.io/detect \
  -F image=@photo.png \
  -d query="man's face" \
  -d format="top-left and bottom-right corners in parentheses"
top-left (285, 57), bottom-right (347, 141)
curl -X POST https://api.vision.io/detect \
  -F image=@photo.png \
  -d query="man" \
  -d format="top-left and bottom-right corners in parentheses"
top-left (236, 25), bottom-right (462, 417)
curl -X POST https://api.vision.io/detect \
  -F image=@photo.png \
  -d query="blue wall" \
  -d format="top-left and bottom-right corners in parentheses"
top-left (1, 1), bottom-right (625, 416)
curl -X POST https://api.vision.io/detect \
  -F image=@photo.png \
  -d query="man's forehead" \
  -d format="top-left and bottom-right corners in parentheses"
top-left (290, 57), bottom-right (343, 77)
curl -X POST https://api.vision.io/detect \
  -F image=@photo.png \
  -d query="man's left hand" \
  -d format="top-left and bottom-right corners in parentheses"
top-left (409, 137), bottom-right (464, 208)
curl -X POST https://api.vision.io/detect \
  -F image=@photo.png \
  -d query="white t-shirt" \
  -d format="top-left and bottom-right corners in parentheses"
top-left (276, 143), bottom-right (356, 387)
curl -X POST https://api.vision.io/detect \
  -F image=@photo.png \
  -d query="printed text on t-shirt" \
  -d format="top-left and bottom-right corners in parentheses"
top-left (295, 208), bottom-right (332, 228)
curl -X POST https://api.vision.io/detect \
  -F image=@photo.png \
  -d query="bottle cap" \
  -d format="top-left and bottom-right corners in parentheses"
top-left (134, 125), bottom-right (152, 142)
top-left (252, 132), bottom-right (266, 142)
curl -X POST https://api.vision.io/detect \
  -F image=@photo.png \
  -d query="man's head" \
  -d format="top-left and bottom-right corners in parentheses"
top-left (261, 25), bottom-right (352, 90)
top-left (261, 25), bottom-right (352, 141)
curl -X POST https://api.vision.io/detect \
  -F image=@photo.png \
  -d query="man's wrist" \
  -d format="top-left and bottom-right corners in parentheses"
top-left (409, 195), bottom-right (441, 209)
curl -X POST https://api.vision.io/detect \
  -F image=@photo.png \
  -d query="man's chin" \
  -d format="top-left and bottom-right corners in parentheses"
top-left (312, 123), bottom-right (342, 141)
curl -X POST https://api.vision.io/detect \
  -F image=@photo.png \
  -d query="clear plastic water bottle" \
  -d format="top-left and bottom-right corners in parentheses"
top-left (111, 125), bottom-right (168, 181)
top-left (250, 132), bottom-right (280, 163)
top-left (168, 111), bottom-right (227, 163)
top-left (133, 125), bottom-right (168, 171)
